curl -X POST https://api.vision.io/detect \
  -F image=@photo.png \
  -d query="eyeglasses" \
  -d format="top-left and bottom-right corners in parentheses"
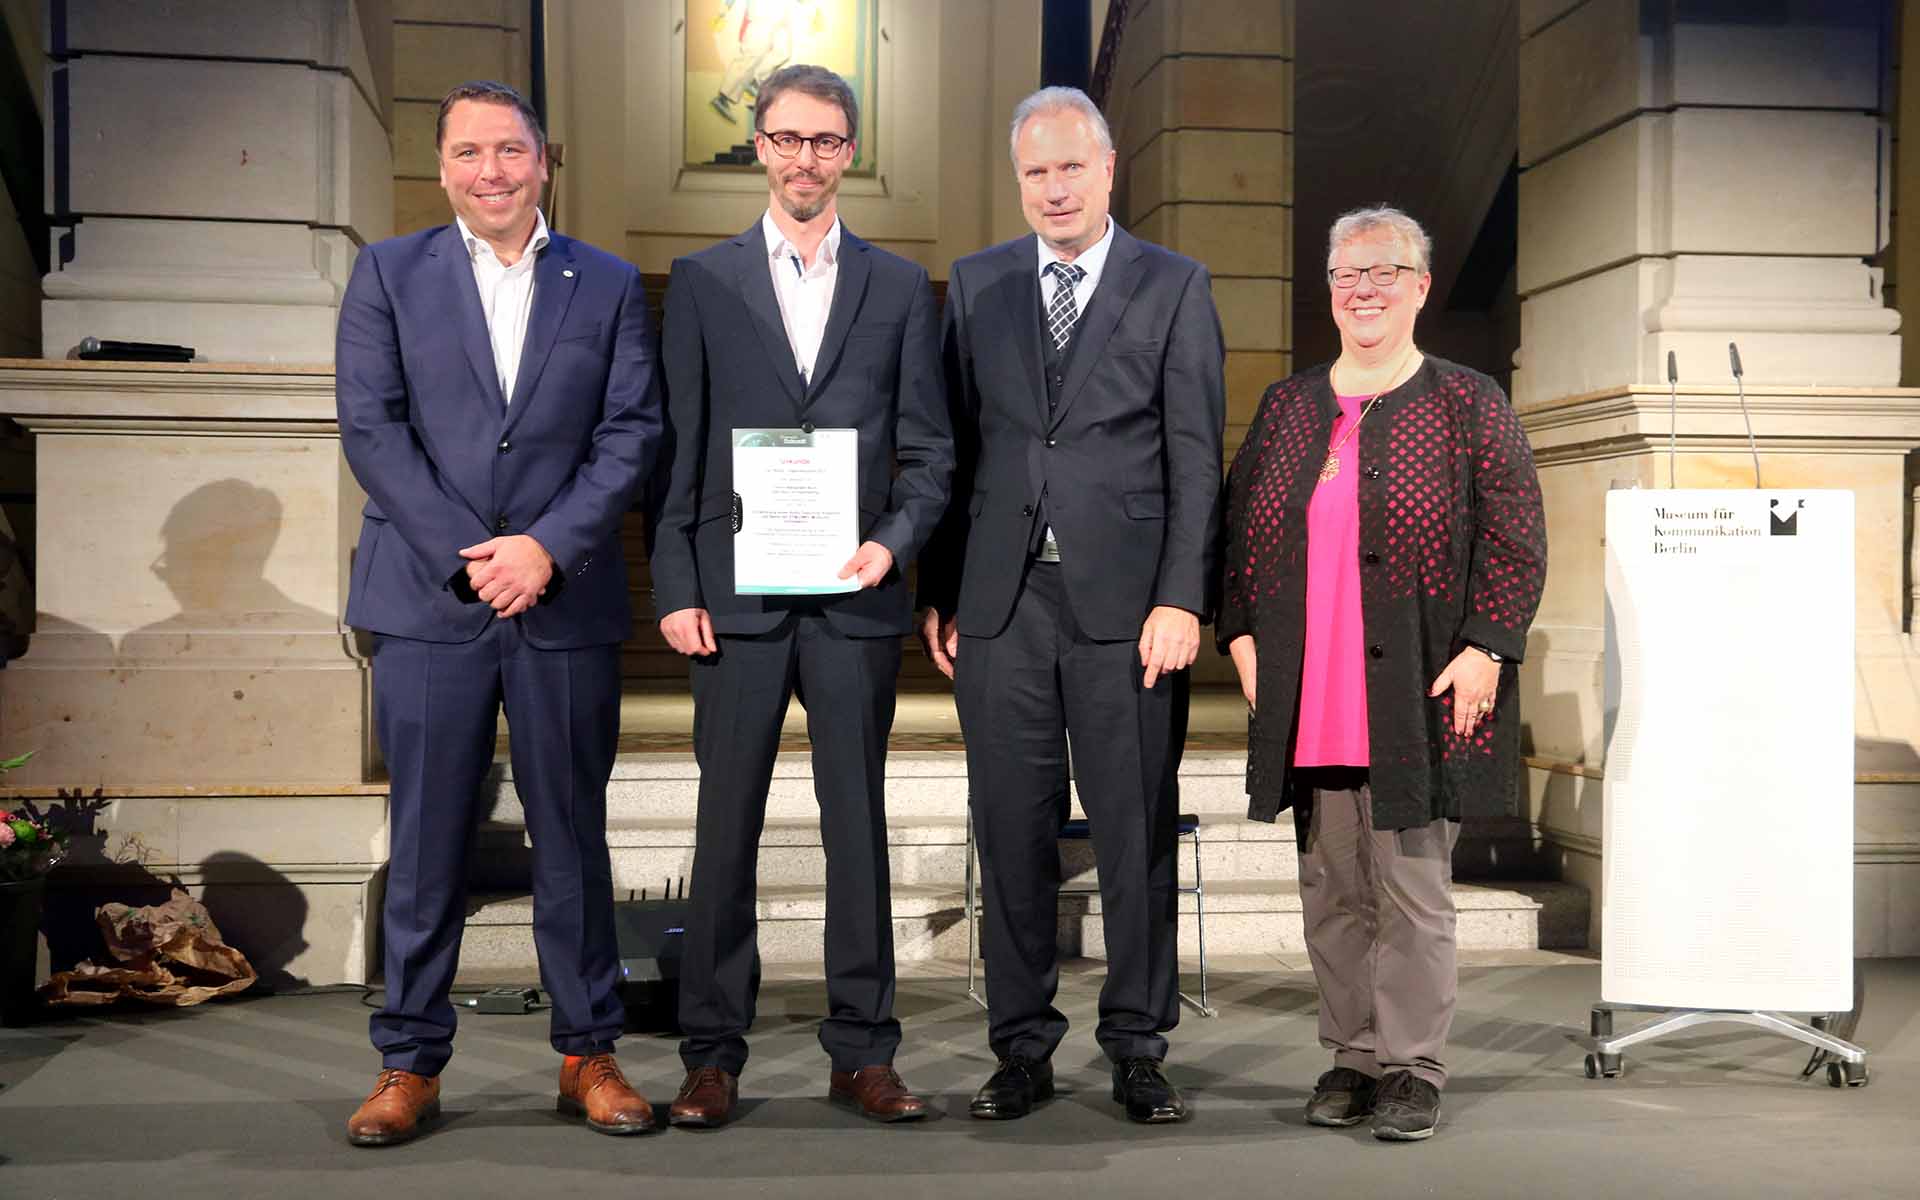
top-left (758, 130), bottom-right (850, 159)
top-left (1328, 264), bottom-right (1416, 288)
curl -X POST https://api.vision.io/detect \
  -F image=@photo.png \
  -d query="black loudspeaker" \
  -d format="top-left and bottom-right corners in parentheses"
top-left (614, 897), bottom-right (688, 1033)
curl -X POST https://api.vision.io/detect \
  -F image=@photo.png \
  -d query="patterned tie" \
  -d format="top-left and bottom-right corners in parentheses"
top-left (1045, 261), bottom-right (1086, 354)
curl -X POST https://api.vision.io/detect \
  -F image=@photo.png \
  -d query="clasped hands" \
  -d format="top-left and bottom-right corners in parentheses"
top-left (661, 541), bottom-right (894, 657)
top-left (459, 534), bottom-right (554, 619)
top-left (917, 604), bottom-right (1200, 688)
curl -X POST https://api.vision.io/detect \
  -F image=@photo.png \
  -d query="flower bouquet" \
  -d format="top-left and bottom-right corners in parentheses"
top-left (1, 752), bottom-right (69, 883)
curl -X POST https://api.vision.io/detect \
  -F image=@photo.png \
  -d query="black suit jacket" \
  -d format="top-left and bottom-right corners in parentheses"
top-left (650, 222), bottom-right (953, 637)
top-left (919, 226), bottom-right (1225, 641)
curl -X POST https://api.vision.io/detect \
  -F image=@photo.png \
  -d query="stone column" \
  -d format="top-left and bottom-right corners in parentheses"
top-left (1105, 0), bottom-right (1292, 449)
top-left (392, 1), bottom-right (528, 237)
top-left (1103, 0), bottom-right (1291, 685)
top-left (0, 2), bottom-right (397, 986)
top-left (40, 1), bottom-right (393, 362)
top-left (1514, 0), bottom-right (1920, 954)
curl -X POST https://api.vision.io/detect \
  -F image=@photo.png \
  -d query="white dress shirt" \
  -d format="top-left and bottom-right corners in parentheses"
top-left (763, 210), bottom-right (841, 385)
top-left (1036, 215), bottom-right (1117, 317)
top-left (457, 209), bottom-right (551, 403)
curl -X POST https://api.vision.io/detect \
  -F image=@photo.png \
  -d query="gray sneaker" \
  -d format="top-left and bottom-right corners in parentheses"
top-left (1371, 1070), bottom-right (1440, 1141)
top-left (1304, 1067), bottom-right (1378, 1127)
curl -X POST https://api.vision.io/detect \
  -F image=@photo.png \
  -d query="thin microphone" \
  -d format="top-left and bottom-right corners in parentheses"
top-left (1728, 342), bottom-right (1762, 489)
top-left (1666, 351), bottom-right (1679, 489)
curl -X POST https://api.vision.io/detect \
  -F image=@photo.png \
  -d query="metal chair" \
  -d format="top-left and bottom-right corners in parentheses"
top-left (964, 810), bottom-right (1216, 1017)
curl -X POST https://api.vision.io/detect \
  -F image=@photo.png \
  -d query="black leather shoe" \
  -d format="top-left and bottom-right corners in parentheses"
top-left (969, 1056), bottom-right (1055, 1120)
top-left (1112, 1056), bottom-right (1189, 1124)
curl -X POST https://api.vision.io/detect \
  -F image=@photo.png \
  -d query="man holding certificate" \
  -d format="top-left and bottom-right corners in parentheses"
top-left (649, 64), bottom-right (953, 1128)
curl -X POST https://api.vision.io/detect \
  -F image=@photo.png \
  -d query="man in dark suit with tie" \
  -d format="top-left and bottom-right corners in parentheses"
top-left (336, 81), bottom-right (663, 1145)
top-left (649, 65), bottom-right (953, 1128)
top-left (918, 86), bottom-right (1225, 1124)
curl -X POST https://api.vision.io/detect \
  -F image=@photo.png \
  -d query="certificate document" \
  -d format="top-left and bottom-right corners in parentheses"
top-left (731, 427), bottom-right (861, 595)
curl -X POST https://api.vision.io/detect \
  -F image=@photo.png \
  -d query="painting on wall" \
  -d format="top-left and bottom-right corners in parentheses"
top-left (684, 0), bottom-right (878, 172)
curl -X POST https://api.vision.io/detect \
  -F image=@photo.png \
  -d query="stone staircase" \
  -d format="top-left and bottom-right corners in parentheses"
top-left (457, 747), bottom-right (1588, 977)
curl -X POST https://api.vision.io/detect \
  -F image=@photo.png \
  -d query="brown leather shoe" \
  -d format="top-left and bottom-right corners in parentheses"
top-left (557, 1053), bottom-right (658, 1135)
top-left (669, 1066), bottom-right (739, 1128)
top-left (829, 1065), bottom-right (930, 1123)
top-left (346, 1068), bottom-right (441, 1146)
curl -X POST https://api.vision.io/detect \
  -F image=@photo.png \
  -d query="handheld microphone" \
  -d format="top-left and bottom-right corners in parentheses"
top-left (1728, 342), bottom-right (1762, 489)
top-left (1666, 350), bottom-right (1679, 489)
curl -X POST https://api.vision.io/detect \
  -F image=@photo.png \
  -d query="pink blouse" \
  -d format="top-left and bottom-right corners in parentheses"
top-left (1292, 392), bottom-right (1370, 767)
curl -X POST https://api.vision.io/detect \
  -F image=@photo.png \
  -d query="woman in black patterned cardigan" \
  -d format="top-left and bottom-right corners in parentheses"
top-left (1217, 206), bottom-right (1546, 1142)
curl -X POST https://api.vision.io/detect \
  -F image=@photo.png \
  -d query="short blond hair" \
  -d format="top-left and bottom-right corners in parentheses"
top-left (1327, 206), bottom-right (1432, 275)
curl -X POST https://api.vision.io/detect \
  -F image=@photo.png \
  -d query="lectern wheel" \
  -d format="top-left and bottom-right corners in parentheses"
top-left (1584, 1054), bottom-right (1598, 1079)
top-left (1829, 1061), bottom-right (1870, 1088)
top-left (1598, 1053), bottom-right (1623, 1078)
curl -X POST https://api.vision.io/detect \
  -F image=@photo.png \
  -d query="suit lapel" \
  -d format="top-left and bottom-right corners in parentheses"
top-left (502, 236), bottom-right (579, 434)
top-left (1053, 227), bottom-right (1145, 431)
top-left (997, 241), bottom-right (1047, 430)
top-left (435, 225), bottom-right (508, 414)
top-left (804, 228), bottom-right (872, 406)
top-left (733, 225), bottom-right (807, 410)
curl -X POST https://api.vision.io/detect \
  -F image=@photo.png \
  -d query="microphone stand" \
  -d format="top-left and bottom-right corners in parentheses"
top-left (1729, 342), bottom-right (1762, 489)
top-left (1666, 350), bottom-right (1679, 489)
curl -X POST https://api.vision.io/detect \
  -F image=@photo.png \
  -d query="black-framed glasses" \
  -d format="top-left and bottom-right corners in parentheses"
top-left (758, 130), bottom-right (850, 159)
top-left (1328, 264), bottom-right (1416, 288)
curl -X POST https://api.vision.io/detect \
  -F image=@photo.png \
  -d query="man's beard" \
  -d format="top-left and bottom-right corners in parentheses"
top-left (777, 172), bottom-right (834, 223)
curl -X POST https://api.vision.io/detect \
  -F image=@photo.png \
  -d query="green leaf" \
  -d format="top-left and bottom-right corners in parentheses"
top-left (0, 751), bottom-right (33, 772)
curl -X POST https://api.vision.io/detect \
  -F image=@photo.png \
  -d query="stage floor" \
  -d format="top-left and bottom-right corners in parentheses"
top-left (3, 956), bottom-right (1913, 1199)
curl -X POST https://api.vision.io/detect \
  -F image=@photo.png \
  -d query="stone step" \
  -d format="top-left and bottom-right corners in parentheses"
top-left (454, 878), bottom-right (1588, 977)
top-left (483, 749), bottom-right (1261, 826)
top-left (470, 810), bottom-right (1551, 893)
top-left (473, 812), bottom-right (1303, 890)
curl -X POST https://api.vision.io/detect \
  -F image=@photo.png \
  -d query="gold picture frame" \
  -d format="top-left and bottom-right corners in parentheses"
top-left (683, 0), bottom-right (879, 174)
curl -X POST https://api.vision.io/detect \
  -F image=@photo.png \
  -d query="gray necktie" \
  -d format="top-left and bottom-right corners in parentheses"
top-left (1045, 261), bottom-right (1086, 354)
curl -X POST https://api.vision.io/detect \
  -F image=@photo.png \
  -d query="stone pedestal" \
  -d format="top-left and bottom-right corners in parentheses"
top-left (41, 1), bottom-right (393, 362)
top-left (0, 361), bottom-right (385, 983)
top-left (1515, 1), bottom-right (1920, 954)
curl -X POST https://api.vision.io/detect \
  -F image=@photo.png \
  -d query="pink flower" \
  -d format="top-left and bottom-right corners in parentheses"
top-left (0, 823), bottom-right (14, 848)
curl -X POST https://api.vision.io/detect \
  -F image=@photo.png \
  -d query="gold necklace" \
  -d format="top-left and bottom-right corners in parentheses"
top-left (1320, 348), bottom-right (1416, 484)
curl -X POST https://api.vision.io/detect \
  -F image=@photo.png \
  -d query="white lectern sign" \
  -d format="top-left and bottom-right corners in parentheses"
top-left (1602, 490), bottom-right (1853, 1012)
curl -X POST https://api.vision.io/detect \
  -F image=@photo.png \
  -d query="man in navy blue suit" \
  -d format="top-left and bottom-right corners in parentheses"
top-left (336, 81), bottom-right (664, 1145)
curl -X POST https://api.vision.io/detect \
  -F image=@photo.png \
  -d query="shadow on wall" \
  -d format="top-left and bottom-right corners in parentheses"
top-left (122, 477), bottom-right (334, 651)
top-left (5, 476), bottom-right (347, 788)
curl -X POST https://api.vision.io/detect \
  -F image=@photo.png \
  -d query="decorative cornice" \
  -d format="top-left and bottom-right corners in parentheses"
top-left (1517, 384), bottom-right (1920, 465)
top-left (0, 359), bottom-right (339, 435)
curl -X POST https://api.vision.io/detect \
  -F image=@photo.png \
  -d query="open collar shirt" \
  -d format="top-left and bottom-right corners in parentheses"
top-left (762, 209), bottom-right (842, 385)
top-left (456, 210), bottom-right (551, 404)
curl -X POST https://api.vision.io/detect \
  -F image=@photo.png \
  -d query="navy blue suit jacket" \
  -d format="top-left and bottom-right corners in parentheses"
top-left (648, 224), bottom-right (952, 638)
top-left (337, 223), bottom-right (664, 648)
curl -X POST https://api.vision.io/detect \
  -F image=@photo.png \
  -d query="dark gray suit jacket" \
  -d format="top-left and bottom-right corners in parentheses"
top-left (649, 223), bottom-right (953, 637)
top-left (919, 226), bottom-right (1225, 641)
